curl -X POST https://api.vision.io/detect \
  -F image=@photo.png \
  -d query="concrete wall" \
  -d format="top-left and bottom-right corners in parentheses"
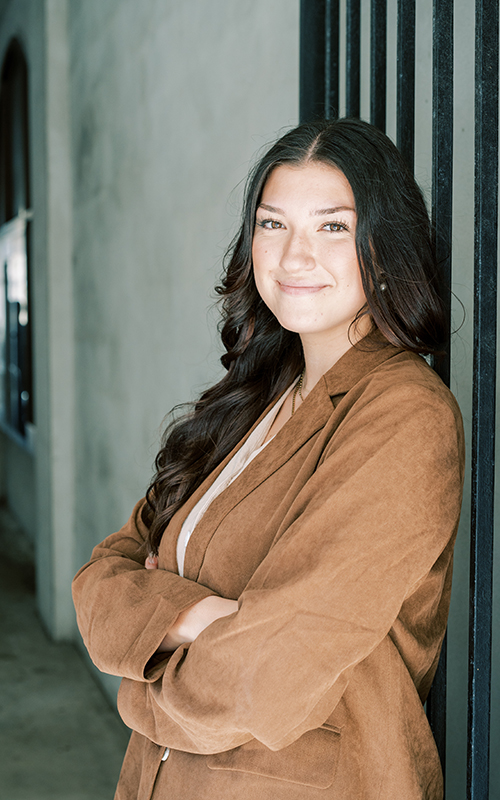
top-left (0, 0), bottom-right (299, 657)
top-left (67, 0), bottom-right (299, 570)
top-left (0, 0), bottom-right (67, 633)
top-left (67, 0), bottom-right (299, 697)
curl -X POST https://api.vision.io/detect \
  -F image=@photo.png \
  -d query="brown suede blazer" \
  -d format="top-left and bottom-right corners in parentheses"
top-left (72, 342), bottom-right (465, 800)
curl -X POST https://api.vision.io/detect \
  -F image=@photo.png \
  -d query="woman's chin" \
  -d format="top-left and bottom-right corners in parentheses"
top-left (274, 316), bottom-right (352, 342)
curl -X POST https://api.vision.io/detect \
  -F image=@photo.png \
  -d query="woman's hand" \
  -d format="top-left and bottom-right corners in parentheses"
top-left (145, 554), bottom-right (238, 652)
top-left (145, 553), bottom-right (158, 569)
top-left (158, 595), bottom-right (238, 651)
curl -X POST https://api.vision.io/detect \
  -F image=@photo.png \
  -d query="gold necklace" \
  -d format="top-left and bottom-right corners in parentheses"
top-left (291, 371), bottom-right (305, 415)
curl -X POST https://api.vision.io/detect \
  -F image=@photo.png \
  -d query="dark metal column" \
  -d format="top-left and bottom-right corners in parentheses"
top-left (325, 0), bottom-right (340, 119)
top-left (396, 0), bottom-right (416, 168)
top-left (370, 0), bottom-right (387, 131)
top-left (300, 0), bottom-right (339, 122)
top-left (345, 0), bottom-right (361, 117)
top-left (431, 0), bottom-right (454, 389)
top-left (300, 0), bottom-right (327, 122)
top-left (425, 1), bottom-right (454, 778)
top-left (468, 0), bottom-right (499, 797)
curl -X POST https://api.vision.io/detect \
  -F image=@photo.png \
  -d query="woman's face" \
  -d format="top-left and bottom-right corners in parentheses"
top-left (252, 161), bottom-right (368, 352)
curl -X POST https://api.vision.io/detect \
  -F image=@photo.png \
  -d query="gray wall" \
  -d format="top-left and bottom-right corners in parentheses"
top-left (65, 0), bottom-right (299, 698)
top-left (68, 0), bottom-right (300, 571)
top-left (0, 0), bottom-right (299, 646)
top-left (0, 0), bottom-right (299, 674)
top-left (0, 0), bottom-right (57, 613)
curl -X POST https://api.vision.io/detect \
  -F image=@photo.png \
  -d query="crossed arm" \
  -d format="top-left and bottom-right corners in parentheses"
top-left (144, 553), bottom-right (237, 651)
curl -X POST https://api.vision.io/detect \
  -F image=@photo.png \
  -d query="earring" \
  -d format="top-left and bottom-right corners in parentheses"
top-left (380, 282), bottom-right (387, 292)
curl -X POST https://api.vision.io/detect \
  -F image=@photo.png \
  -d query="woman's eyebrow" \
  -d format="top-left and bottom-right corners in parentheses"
top-left (257, 203), bottom-right (356, 216)
top-left (312, 206), bottom-right (355, 215)
top-left (257, 203), bottom-right (355, 216)
top-left (257, 203), bottom-right (284, 214)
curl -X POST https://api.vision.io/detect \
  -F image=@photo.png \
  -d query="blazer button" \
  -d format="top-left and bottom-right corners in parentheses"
top-left (161, 747), bottom-right (170, 762)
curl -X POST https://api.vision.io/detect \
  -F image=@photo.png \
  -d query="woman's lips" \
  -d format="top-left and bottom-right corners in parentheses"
top-left (277, 281), bottom-right (328, 296)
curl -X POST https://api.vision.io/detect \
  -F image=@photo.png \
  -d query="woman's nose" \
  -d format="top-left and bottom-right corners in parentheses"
top-left (279, 231), bottom-right (315, 272)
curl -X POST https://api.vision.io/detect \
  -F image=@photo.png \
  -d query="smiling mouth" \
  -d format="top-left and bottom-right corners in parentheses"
top-left (277, 281), bottom-right (328, 295)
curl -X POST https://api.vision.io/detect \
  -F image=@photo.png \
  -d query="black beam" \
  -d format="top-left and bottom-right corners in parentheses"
top-left (431, 2), bottom-right (454, 388)
top-left (345, 0), bottom-right (361, 117)
top-left (325, 0), bottom-right (340, 119)
top-left (300, 0), bottom-right (327, 122)
top-left (396, 0), bottom-right (416, 168)
top-left (467, 0), bottom-right (499, 797)
top-left (370, 0), bottom-right (387, 131)
top-left (426, 0), bottom-right (454, 778)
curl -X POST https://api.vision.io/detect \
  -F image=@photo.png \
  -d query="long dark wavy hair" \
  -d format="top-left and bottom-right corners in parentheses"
top-left (143, 117), bottom-right (447, 553)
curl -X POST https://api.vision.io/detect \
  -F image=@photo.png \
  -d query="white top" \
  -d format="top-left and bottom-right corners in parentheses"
top-left (176, 382), bottom-right (295, 577)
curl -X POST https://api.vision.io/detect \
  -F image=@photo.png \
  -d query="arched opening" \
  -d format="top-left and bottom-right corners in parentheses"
top-left (0, 38), bottom-right (35, 545)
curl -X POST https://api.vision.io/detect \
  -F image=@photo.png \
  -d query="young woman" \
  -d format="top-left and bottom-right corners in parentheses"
top-left (73, 118), bottom-right (464, 800)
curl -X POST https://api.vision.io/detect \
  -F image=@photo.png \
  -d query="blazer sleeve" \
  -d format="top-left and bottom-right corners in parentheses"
top-left (113, 382), bottom-right (464, 755)
top-left (72, 499), bottom-right (216, 680)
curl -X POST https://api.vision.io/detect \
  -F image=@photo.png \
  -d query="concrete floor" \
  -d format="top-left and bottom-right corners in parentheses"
top-left (0, 508), bottom-right (129, 800)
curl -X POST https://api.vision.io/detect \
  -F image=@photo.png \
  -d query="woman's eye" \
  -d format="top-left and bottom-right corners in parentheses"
top-left (322, 221), bottom-right (348, 232)
top-left (256, 219), bottom-right (283, 230)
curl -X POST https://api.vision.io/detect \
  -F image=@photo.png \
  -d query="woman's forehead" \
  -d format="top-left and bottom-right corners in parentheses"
top-left (260, 162), bottom-right (356, 213)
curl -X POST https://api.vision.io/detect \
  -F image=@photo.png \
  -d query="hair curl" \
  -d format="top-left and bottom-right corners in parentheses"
top-left (143, 117), bottom-right (447, 553)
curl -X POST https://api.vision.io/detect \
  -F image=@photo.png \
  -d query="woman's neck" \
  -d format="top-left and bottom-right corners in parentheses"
top-left (300, 317), bottom-right (372, 397)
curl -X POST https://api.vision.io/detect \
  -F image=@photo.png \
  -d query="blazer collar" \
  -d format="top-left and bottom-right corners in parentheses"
top-left (323, 334), bottom-right (405, 400)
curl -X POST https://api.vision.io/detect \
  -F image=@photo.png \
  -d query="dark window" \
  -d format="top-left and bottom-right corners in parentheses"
top-left (0, 40), bottom-right (32, 438)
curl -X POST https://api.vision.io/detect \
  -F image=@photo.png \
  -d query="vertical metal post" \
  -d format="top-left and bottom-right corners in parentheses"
top-left (396, 0), bottom-right (416, 168)
top-left (431, 3), bottom-right (454, 393)
top-left (467, 1), bottom-right (499, 797)
top-left (370, 0), bottom-right (387, 131)
top-left (345, 0), bottom-right (361, 117)
top-left (300, 0), bottom-right (327, 122)
top-left (424, 3), bottom-right (454, 783)
top-left (300, 0), bottom-right (339, 123)
top-left (325, 0), bottom-right (340, 119)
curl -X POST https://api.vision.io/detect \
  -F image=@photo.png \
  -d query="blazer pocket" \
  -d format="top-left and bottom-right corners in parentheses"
top-left (206, 724), bottom-right (342, 789)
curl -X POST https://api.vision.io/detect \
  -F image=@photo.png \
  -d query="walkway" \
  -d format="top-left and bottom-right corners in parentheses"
top-left (0, 507), bottom-right (129, 800)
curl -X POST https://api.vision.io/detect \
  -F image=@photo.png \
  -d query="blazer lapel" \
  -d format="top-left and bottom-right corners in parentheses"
top-left (158, 390), bottom-right (329, 574)
top-left (182, 378), bottom-right (335, 581)
top-left (162, 338), bottom-right (405, 580)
